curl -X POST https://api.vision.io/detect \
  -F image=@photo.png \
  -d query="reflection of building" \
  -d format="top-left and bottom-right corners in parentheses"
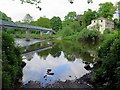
top-left (87, 18), bottom-right (114, 34)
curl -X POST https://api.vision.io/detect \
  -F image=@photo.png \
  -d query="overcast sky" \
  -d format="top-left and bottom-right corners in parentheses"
top-left (0, 0), bottom-right (119, 21)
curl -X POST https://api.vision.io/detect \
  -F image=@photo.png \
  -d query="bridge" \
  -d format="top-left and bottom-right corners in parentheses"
top-left (0, 19), bottom-right (56, 41)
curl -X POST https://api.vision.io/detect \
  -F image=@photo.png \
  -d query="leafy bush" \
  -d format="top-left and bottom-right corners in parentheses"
top-left (92, 33), bottom-right (120, 89)
top-left (77, 28), bottom-right (100, 41)
top-left (59, 26), bottom-right (74, 37)
top-left (2, 32), bottom-right (23, 88)
top-left (103, 28), bottom-right (112, 34)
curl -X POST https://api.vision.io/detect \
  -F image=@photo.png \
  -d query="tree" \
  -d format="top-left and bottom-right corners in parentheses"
top-left (68, 21), bottom-right (81, 32)
top-left (64, 11), bottom-right (77, 21)
top-left (98, 2), bottom-right (117, 19)
top-left (2, 32), bottom-right (23, 88)
top-left (30, 17), bottom-right (51, 28)
top-left (0, 11), bottom-right (11, 21)
top-left (82, 9), bottom-right (98, 29)
top-left (93, 34), bottom-right (120, 89)
top-left (50, 16), bottom-right (62, 32)
top-left (23, 14), bottom-right (33, 23)
top-left (15, 0), bottom-right (93, 10)
top-left (19, 0), bottom-right (93, 4)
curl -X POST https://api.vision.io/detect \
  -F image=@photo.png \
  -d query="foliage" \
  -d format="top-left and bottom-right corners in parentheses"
top-left (50, 16), bottom-right (62, 32)
top-left (98, 2), bottom-right (117, 19)
top-left (20, 0), bottom-right (93, 4)
top-left (69, 21), bottom-right (81, 32)
top-left (64, 11), bottom-right (77, 21)
top-left (62, 20), bottom-right (81, 31)
top-left (59, 26), bottom-right (73, 37)
top-left (30, 17), bottom-right (51, 28)
top-left (114, 18), bottom-right (120, 31)
top-left (77, 28), bottom-right (100, 41)
top-left (82, 9), bottom-right (98, 29)
top-left (0, 11), bottom-right (11, 21)
top-left (2, 32), bottom-right (22, 88)
top-left (22, 13), bottom-right (33, 23)
top-left (103, 28), bottom-right (112, 34)
top-left (92, 33), bottom-right (120, 89)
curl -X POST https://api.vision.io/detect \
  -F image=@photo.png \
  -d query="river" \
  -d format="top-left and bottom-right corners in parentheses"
top-left (16, 39), bottom-right (99, 86)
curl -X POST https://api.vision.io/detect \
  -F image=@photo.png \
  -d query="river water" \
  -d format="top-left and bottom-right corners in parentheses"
top-left (16, 39), bottom-right (99, 86)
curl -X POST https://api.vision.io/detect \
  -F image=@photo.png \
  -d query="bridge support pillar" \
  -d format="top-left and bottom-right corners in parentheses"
top-left (0, 26), bottom-right (3, 40)
top-left (40, 31), bottom-right (44, 40)
top-left (0, 26), bottom-right (3, 31)
top-left (40, 42), bottom-right (44, 47)
top-left (26, 30), bottom-right (30, 41)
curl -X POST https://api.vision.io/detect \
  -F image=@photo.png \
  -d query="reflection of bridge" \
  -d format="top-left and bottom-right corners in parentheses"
top-left (0, 20), bottom-right (56, 41)
top-left (22, 46), bottom-right (53, 56)
top-left (22, 46), bottom-right (53, 60)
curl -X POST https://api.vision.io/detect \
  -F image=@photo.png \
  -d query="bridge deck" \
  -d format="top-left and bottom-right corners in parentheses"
top-left (0, 20), bottom-right (55, 33)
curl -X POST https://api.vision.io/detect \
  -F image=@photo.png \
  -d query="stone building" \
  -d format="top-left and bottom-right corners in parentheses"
top-left (87, 18), bottom-right (114, 34)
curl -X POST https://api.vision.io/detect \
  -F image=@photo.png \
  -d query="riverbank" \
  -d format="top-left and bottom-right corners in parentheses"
top-left (23, 72), bottom-right (94, 89)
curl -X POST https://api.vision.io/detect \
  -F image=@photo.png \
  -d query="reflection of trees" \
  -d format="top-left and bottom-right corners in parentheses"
top-left (37, 45), bottom-right (61, 59)
top-left (64, 53), bottom-right (76, 61)
top-left (37, 49), bottom-right (50, 59)
top-left (49, 45), bottom-right (61, 58)
top-left (23, 40), bottom-right (99, 62)
top-left (79, 52), bottom-right (94, 62)
top-left (59, 41), bottom-right (99, 62)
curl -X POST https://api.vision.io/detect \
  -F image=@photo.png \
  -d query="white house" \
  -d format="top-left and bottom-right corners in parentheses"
top-left (87, 18), bottom-right (114, 34)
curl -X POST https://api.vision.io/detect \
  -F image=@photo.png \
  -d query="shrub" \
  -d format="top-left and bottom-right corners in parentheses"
top-left (2, 32), bottom-right (23, 88)
top-left (92, 33), bottom-right (120, 89)
top-left (103, 28), bottom-right (111, 34)
top-left (77, 28), bottom-right (100, 41)
top-left (59, 26), bottom-right (74, 37)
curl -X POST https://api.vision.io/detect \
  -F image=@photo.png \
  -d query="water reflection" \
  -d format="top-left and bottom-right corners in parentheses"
top-left (23, 52), bottom-right (89, 86)
top-left (22, 40), bottom-right (99, 86)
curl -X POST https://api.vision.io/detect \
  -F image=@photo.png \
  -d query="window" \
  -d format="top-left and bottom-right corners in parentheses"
top-left (101, 20), bottom-right (103, 22)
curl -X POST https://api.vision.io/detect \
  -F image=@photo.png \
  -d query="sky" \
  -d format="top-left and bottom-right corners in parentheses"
top-left (0, 0), bottom-right (119, 21)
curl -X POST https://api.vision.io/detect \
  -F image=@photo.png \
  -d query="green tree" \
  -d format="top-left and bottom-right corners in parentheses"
top-left (22, 13), bottom-right (33, 23)
top-left (69, 21), bottom-right (81, 32)
top-left (77, 28), bottom-right (100, 41)
top-left (64, 11), bottom-right (77, 21)
top-left (0, 11), bottom-right (11, 21)
top-left (60, 26), bottom-right (73, 37)
top-left (31, 17), bottom-right (51, 28)
top-left (19, 0), bottom-right (93, 4)
top-left (114, 18), bottom-right (120, 31)
top-left (93, 34), bottom-right (120, 89)
top-left (82, 9), bottom-right (98, 29)
top-left (98, 2), bottom-right (117, 19)
top-left (50, 16), bottom-right (62, 32)
top-left (2, 32), bottom-right (23, 88)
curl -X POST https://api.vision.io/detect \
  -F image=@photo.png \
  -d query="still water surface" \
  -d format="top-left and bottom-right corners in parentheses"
top-left (19, 40), bottom-right (99, 86)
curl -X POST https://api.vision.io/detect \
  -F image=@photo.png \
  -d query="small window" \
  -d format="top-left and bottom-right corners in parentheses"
top-left (101, 20), bottom-right (103, 22)
top-left (94, 21), bottom-right (95, 23)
